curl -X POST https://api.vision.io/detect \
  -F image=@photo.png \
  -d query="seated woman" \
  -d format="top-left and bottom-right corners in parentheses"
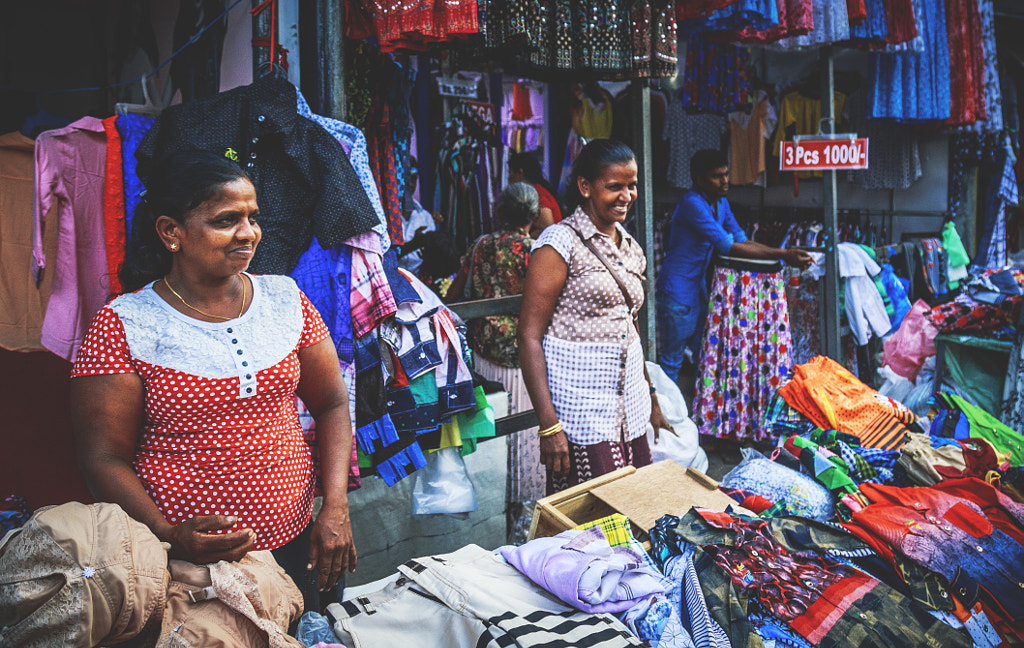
top-left (508, 151), bottom-right (562, 237)
top-left (518, 139), bottom-right (673, 494)
top-left (70, 151), bottom-right (355, 613)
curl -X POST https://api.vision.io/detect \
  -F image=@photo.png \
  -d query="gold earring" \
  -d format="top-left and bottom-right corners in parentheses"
top-left (169, 243), bottom-right (178, 252)
top-left (583, 193), bottom-right (590, 198)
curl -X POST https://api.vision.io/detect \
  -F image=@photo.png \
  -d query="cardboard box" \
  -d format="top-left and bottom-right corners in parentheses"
top-left (527, 460), bottom-right (743, 543)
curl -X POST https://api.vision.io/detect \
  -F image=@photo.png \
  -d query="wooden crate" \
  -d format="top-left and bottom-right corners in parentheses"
top-left (527, 460), bottom-right (741, 543)
top-left (527, 467), bottom-right (636, 541)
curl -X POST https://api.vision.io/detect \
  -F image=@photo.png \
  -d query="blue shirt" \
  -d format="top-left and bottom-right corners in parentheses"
top-left (656, 189), bottom-right (747, 306)
top-left (115, 113), bottom-right (155, 243)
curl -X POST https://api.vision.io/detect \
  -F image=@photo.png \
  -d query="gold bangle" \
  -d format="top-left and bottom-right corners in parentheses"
top-left (537, 422), bottom-right (563, 438)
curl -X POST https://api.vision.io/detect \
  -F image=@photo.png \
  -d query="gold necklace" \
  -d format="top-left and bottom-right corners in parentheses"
top-left (163, 275), bottom-right (246, 321)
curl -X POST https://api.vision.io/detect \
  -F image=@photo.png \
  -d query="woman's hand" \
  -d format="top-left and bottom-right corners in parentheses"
top-left (307, 502), bottom-right (357, 592)
top-left (295, 338), bottom-right (358, 591)
top-left (163, 515), bottom-right (256, 564)
top-left (650, 397), bottom-right (675, 443)
top-left (540, 430), bottom-right (570, 476)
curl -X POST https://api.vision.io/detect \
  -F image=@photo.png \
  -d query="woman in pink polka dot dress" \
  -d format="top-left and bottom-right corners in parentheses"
top-left (70, 151), bottom-right (356, 613)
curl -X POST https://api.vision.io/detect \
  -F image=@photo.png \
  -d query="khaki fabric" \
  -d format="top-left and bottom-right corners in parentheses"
top-left (0, 131), bottom-right (59, 351)
top-left (0, 502), bottom-right (169, 648)
top-left (897, 432), bottom-right (967, 486)
top-left (157, 551), bottom-right (303, 648)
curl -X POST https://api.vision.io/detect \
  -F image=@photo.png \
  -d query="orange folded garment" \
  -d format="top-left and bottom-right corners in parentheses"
top-left (778, 355), bottom-right (914, 450)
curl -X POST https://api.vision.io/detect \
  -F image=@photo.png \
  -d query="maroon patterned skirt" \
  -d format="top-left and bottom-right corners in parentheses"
top-left (547, 433), bottom-right (652, 495)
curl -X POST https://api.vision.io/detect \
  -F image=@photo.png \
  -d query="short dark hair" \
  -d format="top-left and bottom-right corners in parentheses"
top-left (508, 152), bottom-right (544, 184)
top-left (121, 150), bottom-right (251, 292)
top-left (690, 149), bottom-right (729, 184)
top-left (566, 139), bottom-right (636, 210)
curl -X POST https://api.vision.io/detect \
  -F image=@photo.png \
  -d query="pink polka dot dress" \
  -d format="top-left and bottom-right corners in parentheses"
top-left (72, 274), bottom-right (329, 551)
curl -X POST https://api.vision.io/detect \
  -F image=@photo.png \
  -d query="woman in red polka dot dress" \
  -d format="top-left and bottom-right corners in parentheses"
top-left (70, 151), bottom-right (356, 613)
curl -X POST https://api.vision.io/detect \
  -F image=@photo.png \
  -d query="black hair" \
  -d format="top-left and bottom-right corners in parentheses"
top-left (496, 182), bottom-right (540, 229)
top-left (690, 149), bottom-right (729, 185)
top-left (565, 139), bottom-right (636, 210)
top-left (508, 151), bottom-right (558, 207)
top-left (120, 150), bottom-right (251, 293)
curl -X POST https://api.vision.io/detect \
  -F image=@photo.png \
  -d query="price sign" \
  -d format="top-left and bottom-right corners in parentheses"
top-left (461, 100), bottom-right (495, 125)
top-left (779, 138), bottom-right (869, 171)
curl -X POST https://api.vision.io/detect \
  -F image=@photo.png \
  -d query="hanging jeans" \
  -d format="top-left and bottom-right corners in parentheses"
top-left (326, 544), bottom-right (644, 648)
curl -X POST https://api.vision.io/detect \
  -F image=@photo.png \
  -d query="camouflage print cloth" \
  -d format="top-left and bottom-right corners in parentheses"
top-left (673, 509), bottom-right (972, 648)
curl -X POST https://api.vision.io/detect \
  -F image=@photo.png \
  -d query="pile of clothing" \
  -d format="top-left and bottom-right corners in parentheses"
top-left (925, 268), bottom-right (1024, 337)
top-left (0, 502), bottom-right (305, 648)
top-left (352, 263), bottom-right (495, 486)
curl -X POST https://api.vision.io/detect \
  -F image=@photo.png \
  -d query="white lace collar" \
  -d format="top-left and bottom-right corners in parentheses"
top-left (110, 274), bottom-right (304, 381)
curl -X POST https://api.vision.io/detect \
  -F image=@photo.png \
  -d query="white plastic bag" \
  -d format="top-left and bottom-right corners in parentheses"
top-left (644, 361), bottom-right (709, 473)
top-left (411, 446), bottom-right (478, 518)
top-left (877, 364), bottom-right (914, 405)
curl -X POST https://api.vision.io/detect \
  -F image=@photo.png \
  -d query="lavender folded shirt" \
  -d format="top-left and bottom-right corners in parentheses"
top-left (497, 527), bottom-right (666, 614)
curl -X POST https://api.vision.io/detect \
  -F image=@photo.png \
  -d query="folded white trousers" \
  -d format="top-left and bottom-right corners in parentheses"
top-left (326, 544), bottom-right (644, 648)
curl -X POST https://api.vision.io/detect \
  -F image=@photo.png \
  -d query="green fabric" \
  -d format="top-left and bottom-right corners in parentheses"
top-left (946, 392), bottom-right (1024, 466)
top-left (808, 428), bottom-right (880, 482)
top-left (858, 245), bottom-right (894, 317)
top-left (357, 446), bottom-right (373, 470)
top-left (409, 372), bottom-right (439, 406)
top-left (454, 385), bottom-right (496, 456)
top-left (787, 435), bottom-right (859, 495)
top-left (943, 222), bottom-right (971, 290)
top-left (943, 343), bottom-right (1010, 418)
top-left (943, 221), bottom-right (971, 268)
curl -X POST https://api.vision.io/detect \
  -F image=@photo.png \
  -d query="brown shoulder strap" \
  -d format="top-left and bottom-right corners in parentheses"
top-left (568, 225), bottom-right (635, 312)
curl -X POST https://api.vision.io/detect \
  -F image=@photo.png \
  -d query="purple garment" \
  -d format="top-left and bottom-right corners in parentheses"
top-left (497, 527), bottom-right (666, 614)
top-left (32, 116), bottom-right (109, 361)
top-left (290, 237), bottom-right (354, 363)
top-left (115, 113), bottom-right (155, 245)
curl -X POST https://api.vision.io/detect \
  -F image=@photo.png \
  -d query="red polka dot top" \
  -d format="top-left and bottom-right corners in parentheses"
top-left (71, 274), bottom-right (330, 551)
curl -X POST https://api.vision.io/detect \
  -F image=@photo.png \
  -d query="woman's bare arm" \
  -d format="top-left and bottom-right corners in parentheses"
top-left (71, 374), bottom-right (254, 562)
top-left (296, 338), bottom-right (357, 590)
top-left (517, 245), bottom-right (570, 475)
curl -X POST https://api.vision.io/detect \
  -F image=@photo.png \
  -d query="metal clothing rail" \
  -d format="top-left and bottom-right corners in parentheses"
top-left (447, 296), bottom-right (537, 440)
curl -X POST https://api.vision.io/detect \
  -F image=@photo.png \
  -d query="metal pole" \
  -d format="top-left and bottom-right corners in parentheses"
top-left (299, 0), bottom-right (345, 119)
top-left (820, 46), bottom-right (842, 361)
top-left (252, 0), bottom-right (272, 80)
top-left (318, 0), bottom-right (345, 120)
top-left (631, 78), bottom-right (656, 360)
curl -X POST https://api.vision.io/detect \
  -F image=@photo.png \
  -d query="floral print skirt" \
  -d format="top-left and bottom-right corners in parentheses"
top-left (694, 267), bottom-right (794, 442)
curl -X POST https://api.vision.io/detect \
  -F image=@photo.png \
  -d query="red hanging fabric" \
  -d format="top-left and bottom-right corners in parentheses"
top-left (101, 116), bottom-right (125, 295)
top-left (846, 0), bottom-right (867, 26)
top-left (943, 0), bottom-right (986, 125)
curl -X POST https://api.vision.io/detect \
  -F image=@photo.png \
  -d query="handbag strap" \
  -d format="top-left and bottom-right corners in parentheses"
top-left (568, 225), bottom-right (635, 313)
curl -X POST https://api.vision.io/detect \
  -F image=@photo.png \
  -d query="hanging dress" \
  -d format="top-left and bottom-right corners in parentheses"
top-left (772, 0), bottom-right (849, 48)
top-left (944, 0), bottom-right (986, 126)
top-left (869, 0), bottom-right (950, 121)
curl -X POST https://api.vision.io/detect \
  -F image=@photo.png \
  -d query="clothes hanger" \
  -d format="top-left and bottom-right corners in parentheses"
top-left (115, 75), bottom-right (160, 117)
top-left (256, 59), bottom-right (289, 82)
top-left (21, 94), bottom-right (73, 138)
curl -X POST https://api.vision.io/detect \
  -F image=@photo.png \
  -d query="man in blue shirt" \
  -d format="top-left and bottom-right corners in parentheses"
top-left (656, 149), bottom-right (812, 383)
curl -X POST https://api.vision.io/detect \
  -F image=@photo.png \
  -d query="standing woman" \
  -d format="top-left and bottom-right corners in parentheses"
top-left (70, 151), bottom-right (355, 613)
top-left (519, 139), bottom-right (672, 493)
